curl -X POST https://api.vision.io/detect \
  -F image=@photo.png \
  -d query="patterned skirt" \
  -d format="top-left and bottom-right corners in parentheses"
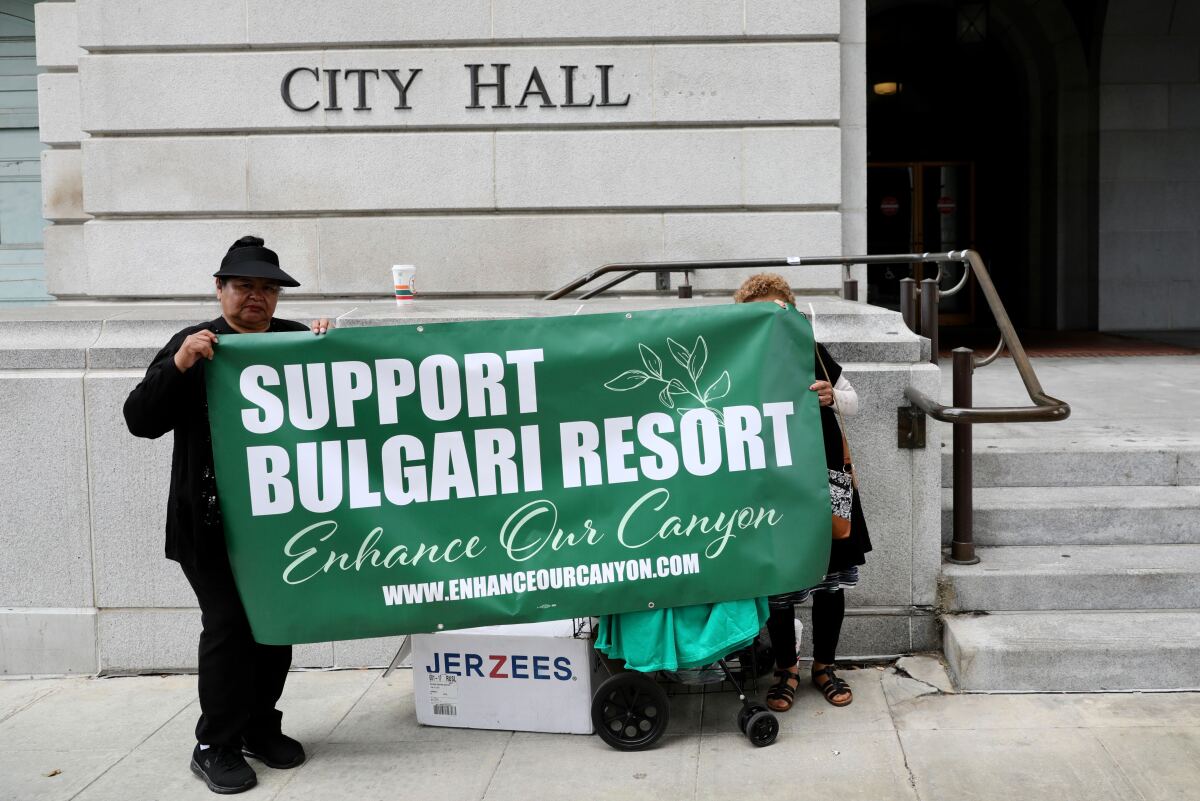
top-left (767, 566), bottom-right (860, 610)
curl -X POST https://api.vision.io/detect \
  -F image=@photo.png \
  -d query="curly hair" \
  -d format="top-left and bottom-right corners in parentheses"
top-left (732, 273), bottom-right (796, 306)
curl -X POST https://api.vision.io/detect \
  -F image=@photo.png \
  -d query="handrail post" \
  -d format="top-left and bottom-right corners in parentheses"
top-left (900, 277), bottom-right (918, 333)
top-left (842, 264), bottom-right (858, 301)
top-left (948, 347), bottom-right (979, 565)
top-left (920, 277), bottom-right (939, 365)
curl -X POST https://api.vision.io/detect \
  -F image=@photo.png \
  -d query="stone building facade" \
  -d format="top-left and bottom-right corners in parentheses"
top-left (4, 0), bottom-right (1198, 676)
top-left (6, 0), bottom-right (900, 675)
top-left (35, 0), bottom-right (864, 300)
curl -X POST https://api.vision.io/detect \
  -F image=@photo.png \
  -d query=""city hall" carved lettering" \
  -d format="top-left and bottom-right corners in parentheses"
top-left (281, 63), bottom-right (631, 113)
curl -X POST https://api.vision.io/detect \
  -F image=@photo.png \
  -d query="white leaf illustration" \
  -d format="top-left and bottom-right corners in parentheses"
top-left (605, 370), bottom-right (650, 391)
top-left (689, 336), bottom-right (708, 381)
top-left (703, 370), bottom-right (731, 402)
top-left (639, 344), bottom-right (663, 378)
top-left (667, 378), bottom-right (688, 395)
top-left (675, 406), bottom-right (727, 427)
top-left (666, 338), bottom-right (691, 370)
top-left (658, 386), bottom-right (675, 408)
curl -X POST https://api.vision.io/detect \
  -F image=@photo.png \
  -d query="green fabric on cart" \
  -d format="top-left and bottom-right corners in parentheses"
top-left (594, 597), bottom-right (770, 672)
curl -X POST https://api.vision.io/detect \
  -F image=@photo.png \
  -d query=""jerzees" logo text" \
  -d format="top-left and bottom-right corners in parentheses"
top-left (426, 651), bottom-right (574, 680)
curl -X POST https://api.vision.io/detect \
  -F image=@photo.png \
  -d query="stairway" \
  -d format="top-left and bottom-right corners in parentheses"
top-left (939, 442), bottom-right (1200, 691)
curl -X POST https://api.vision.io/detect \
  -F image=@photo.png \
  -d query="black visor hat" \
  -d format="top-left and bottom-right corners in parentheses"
top-left (213, 245), bottom-right (301, 287)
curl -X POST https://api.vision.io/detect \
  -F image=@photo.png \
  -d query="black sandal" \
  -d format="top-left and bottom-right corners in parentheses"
top-left (812, 665), bottom-right (853, 707)
top-left (766, 668), bottom-right (799, 711)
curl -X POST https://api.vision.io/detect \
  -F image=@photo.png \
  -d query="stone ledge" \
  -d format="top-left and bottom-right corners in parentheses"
top-left (0, 297), bottom-right (927, 369)
top-left (0, 316), bottom-right (104, 369)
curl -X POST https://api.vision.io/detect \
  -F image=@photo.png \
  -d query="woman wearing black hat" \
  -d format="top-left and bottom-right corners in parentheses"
top-left (123, 236), bottom-right (331, 795)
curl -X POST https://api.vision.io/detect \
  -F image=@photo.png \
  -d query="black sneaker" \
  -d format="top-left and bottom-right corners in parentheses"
top-left (190, 744), bottom-right (257, 794)
top-left (242, 730), bottom-right (306, 769)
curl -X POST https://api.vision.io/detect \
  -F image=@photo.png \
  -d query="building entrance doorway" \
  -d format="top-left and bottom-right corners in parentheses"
top-left (865, 0), bottom-right (1057, 330)
top-left (868, 161), bottom-right (976, 325)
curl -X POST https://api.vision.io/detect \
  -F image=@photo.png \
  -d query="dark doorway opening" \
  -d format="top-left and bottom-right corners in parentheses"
top-left (866, 2), bottom-right (1036, 329)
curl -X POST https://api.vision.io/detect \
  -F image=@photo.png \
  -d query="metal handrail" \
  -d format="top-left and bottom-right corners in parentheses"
top-left (975, 336), bottom-right (1006, 369)
top-left (939, 260), bottom-right (972, 298)
top-left (544, 257), bottom-right (824, 300)
top-left (543, 253), bottom-right (953, 301)
top-left (546, 252), bottom-right (968, 302)
top-left (545, 249), bottom-right (1068, 421)
top-left (545, 249), bottom-right (1071, 566)
top-left (900, 250), bottom-right (1069, 424)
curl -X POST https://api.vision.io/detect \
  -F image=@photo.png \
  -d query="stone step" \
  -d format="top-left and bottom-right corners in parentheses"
top-left (940, 440), bottom-right (1200, 488)
top-left (941, 544), bottom-right (1200, 611)
top-left (940, 485), bottom-right (1200, 546)
top-left (943, 610), bottom-right (1200, 691)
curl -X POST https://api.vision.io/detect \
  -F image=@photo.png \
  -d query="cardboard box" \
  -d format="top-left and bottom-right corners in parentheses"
top-left (411, 619), bottom-right (600, 734)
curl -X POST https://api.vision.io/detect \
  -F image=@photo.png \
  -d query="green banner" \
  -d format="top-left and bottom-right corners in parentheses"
top-left (206, 303), bottom-right (831, 645)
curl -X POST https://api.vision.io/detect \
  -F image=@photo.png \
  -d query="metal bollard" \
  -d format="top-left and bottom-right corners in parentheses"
top-left (900, 277), bottom-right (918, 333)
top-left (948, 347), bottom-right (979, 565)
top-left (678, 271), bottom-right (693, 299)
top-left (920, 277), bottom-right (939, 365)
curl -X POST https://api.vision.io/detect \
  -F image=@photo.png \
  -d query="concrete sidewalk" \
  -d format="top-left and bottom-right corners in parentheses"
top-left (3, 661), bottom-right (1199, 801)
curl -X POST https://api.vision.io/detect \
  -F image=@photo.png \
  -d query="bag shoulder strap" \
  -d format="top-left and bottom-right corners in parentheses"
top-left (815, 345), bottom-right (856, 484)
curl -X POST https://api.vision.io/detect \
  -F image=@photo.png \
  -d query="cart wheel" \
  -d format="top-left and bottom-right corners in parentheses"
top-left (591, 673), bottom-right (670, 751)
top-left (737, 703), bottom-right (768, 734)
top-left (745, 710), bottom-right (779, 747)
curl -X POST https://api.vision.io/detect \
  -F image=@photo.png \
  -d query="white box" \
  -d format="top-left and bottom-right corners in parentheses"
top-left (411, 619), bottom-right (601, 734)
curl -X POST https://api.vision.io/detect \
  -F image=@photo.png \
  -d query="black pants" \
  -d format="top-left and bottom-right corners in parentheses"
top-left (180, 557), bottom-right (293, 747)
top-left (767, 589), bottom-right (845, 669)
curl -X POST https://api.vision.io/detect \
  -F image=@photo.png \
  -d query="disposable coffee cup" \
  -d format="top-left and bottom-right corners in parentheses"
top-left (392, 265), bottom-right (416, 304)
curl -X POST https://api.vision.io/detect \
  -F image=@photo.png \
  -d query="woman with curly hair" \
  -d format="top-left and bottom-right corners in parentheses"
top-left (733, 273), bottom-right (872, 709)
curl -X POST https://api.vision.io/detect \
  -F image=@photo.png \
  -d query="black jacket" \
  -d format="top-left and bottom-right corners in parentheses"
top-left (123, 316), bottom-right (309, 567)
top-left (815, 342), bottom-right (872, 569)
